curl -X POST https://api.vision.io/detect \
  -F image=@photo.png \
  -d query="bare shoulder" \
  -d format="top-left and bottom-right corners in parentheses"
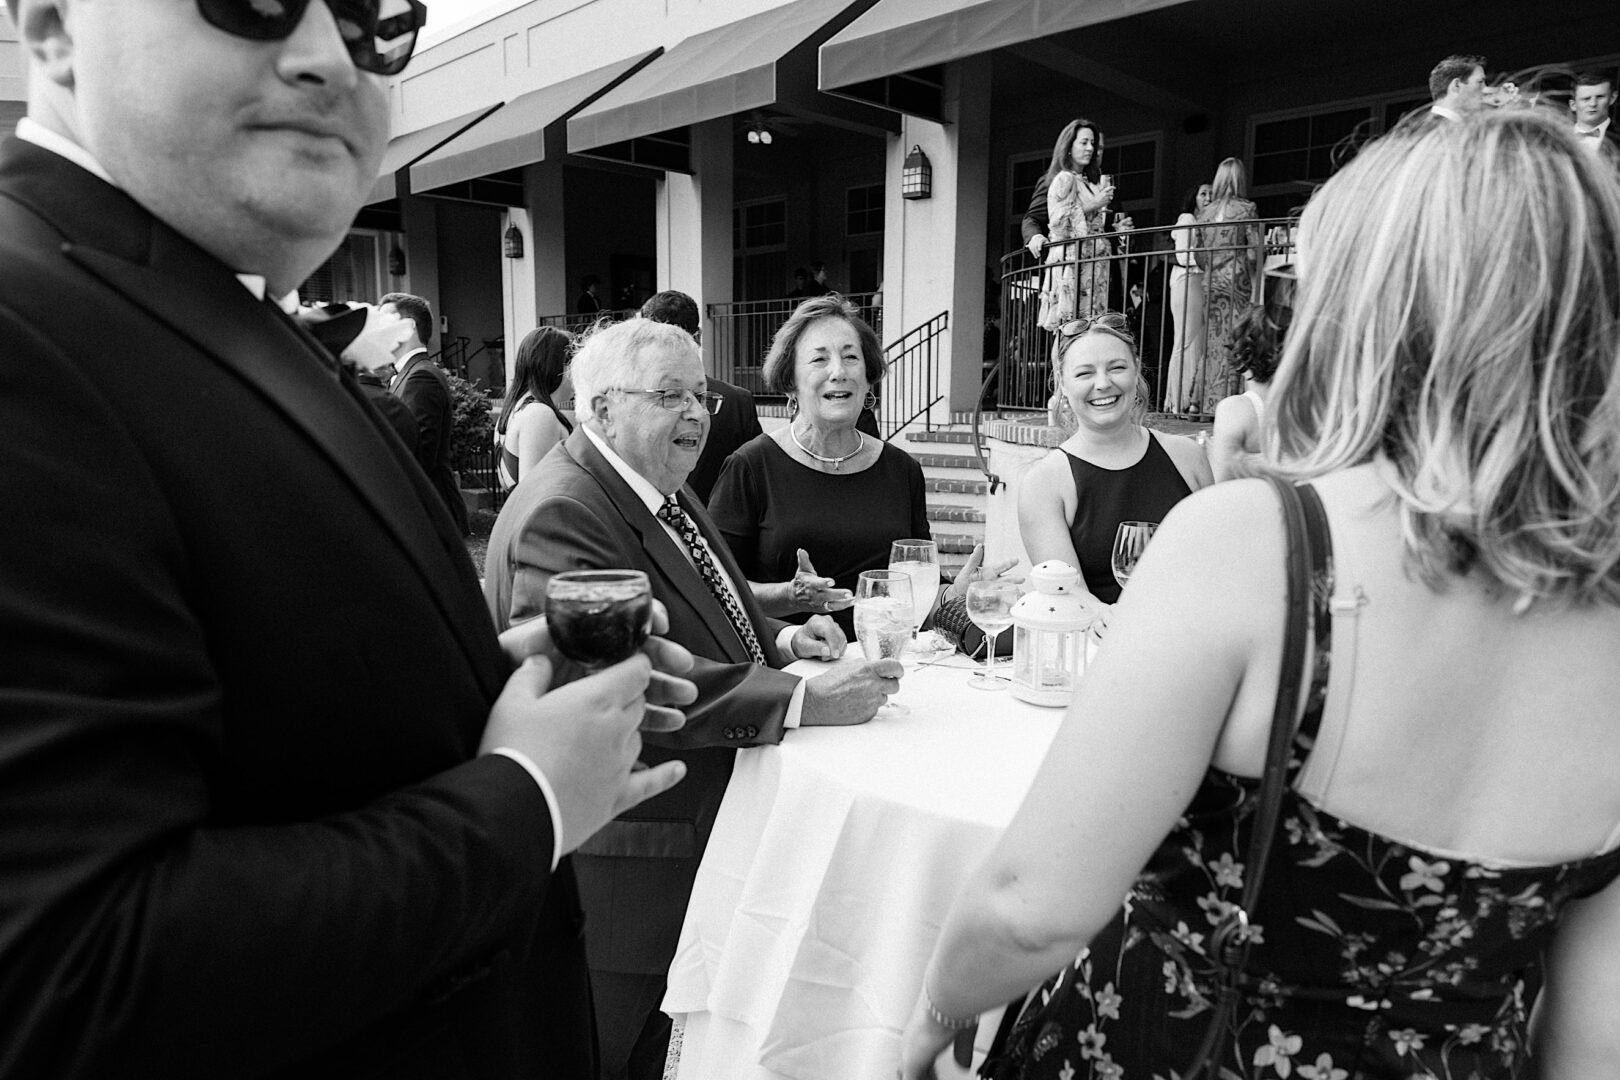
top-left (1154, 430), bottom-right (1215, 490)
top-left (1155, 479), bottom-right (1286, 585)
top-left (1212, 395), bottom-right (1255, 425)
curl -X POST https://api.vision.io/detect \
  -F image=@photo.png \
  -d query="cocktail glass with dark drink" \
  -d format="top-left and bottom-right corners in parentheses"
top-left (544, 570), bottom-right (654, 669)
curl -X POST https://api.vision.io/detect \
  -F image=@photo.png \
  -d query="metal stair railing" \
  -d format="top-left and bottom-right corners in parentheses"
top-left (876, 311), bottom-right (948, 442)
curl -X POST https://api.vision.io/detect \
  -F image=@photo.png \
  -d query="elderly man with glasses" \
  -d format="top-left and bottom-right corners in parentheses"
top-left (0, 2), bottom-right (701, 1077)
top-left (483, 317), bottom-right (903, 1080)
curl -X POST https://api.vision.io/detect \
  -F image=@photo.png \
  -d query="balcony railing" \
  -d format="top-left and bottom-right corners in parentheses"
top-left (707, 293), bottom-right (882, 395)
top-left (996, 216), bottom-right (1298, 419)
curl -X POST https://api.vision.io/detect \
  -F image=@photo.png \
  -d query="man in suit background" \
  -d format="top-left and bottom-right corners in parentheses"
top-left (381, 291), bottom-right (470, 535)
top-left (1428, 54), bottom-right (1487, 121)
top-left (483, 317), bottom-right (903, 1079)
top-left (638, 289), bottom-right (763, 504)
top-left (1571, 70), bottom-right (1620, 161)
top-left (0, 2), bottom-right (690, 1076)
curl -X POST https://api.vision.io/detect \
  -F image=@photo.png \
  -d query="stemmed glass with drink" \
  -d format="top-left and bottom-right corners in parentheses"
top-left (888, 539), bottom-right (939, 658)
top-left (544, 570), bottom-right (655, 669)
top-left (965, 579), bottom-right (1020, 691)
top-left (854, 569), bottom-right (913, 718)
top-left (1110, 521), bottom-right (1159, 592)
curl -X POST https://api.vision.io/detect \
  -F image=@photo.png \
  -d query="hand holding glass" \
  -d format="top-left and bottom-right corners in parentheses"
top-left (854, 570), bottom-right (913, 717)
top-left (545, 570), bottom-right (654, 670)
top-left (1110, 521), bottom-right (1159, 590)
top-left (965, 580), bottom-right (1020, 690)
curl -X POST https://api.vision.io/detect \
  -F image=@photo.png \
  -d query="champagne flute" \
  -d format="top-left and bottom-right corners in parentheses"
top-left (545, 570), bottom-right (654, 670)
top-left (965, 579), bottom-right (1020, 691)
top-left (854, 570), bottom-right (913, 717)
top-left (888, 539), bottom-right (940, 650)
top-left (1110, 521), bottom-right (1159, 591)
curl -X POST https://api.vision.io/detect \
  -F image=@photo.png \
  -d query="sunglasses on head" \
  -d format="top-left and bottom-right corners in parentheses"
top-left (196, 0), bottom-right (428, 76)
top-left (1055, 312), bottom-right (1131, 342)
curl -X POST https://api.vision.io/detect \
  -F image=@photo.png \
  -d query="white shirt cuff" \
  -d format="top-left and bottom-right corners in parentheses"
top-left (489, 747), bottom-right (564, 870)
top-left (784, 676), bottom-right (807, 728)
top-left (774, 624), bottom-right (798, 658)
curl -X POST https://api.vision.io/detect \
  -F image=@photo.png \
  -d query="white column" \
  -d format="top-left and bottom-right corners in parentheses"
top-left (500, 206), bottom-right (535, 389)
top-left (881, 55), bottom-right (993, 420)
top-left (656, 117), bottom-right (733, 373)
top-left (502, 159), bottom-right (569, 388)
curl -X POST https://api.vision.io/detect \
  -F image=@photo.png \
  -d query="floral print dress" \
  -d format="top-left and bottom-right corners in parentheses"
top-left (985, 487), bottom-right (1620, 1080)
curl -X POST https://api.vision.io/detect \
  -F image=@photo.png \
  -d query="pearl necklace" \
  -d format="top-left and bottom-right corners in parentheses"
top-left (790, 424), bottom-right (866, 471)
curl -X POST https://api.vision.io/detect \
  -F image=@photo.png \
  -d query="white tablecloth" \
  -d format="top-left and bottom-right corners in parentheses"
top-left (664, 654), bottom-right (1062, 1080)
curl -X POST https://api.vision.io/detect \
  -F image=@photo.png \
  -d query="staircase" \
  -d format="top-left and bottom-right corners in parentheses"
top-left (899, 416), bottom-right (992, 582)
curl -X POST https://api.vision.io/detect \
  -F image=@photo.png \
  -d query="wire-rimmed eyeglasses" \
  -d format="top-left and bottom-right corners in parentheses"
top-left (615, 388), bottom-right (724, 415)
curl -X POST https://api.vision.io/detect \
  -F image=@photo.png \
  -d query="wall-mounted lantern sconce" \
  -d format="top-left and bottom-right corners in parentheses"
top-left (901, 145), bottom-right (932, 200)
top-left (388, 245), bottom-right (407, 277)
top-left (503, 223), bottom-right (525, 259)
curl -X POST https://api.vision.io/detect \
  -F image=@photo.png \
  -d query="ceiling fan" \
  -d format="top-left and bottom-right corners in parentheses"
top-left (738, 109), bottom-right (812, 145)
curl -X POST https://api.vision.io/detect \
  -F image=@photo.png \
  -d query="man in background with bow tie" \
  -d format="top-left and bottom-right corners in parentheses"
top-left (483, 316), bottom-right (903, 1080)
top-left (1571, 71), bottom-right (1619, 161)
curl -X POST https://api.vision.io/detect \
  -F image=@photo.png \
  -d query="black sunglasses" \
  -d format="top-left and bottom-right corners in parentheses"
top-left (197, 0), bottom-right (428, 76)
top-left (1055, 312), bottom-right (1131, 342)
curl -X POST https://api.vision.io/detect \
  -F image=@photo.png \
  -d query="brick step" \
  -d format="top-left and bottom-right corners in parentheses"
top-left (904, 429), bottom-right (980, 445)
top-left (925, 477), bottom-right (991, 496)
top-left (931, 533), bottom-right (981, 556)
top-left (925, 503), bottom-right (986, 525)
top-left (912, 452), bottom-right (981, 470)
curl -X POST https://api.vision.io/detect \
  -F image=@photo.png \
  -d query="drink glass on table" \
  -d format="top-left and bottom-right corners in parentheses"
top-left (544, 570), bottom-right (654, 670)
top-left (888, 539), bottom-right (940, 649)
top-left (854, 569), bottom-right (914, 718)
top-left (1110, 521), bottom-right (1159, 591)
top-left (965, 579), bottom-right (1020, 691)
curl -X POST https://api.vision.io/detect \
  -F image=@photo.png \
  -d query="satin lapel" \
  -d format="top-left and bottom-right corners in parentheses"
top-left (565, 434), bottom-right (752, 665)
top-left (65, 226), bottom-right (498, 691)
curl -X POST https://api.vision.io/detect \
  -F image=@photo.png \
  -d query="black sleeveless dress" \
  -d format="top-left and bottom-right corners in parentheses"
top-left (1065, 432), bottom-right (1193, 604)
top-left (987, 484), bottom-right (1620, 1080)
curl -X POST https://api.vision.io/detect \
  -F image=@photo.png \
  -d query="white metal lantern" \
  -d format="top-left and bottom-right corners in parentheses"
top-left (1010, 560), bottom-right (1093, 707)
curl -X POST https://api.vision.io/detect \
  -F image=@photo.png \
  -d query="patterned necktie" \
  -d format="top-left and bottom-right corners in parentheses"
top-left (657, 494), bottom-right (768, 666)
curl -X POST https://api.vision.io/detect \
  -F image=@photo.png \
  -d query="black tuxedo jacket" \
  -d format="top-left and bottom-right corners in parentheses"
top-left (1022, 171), bottom-right (1051, 245)
top-left (483, 428), bottom-right (798, 974)
top-left (392, 351), bottom-right (470, 535)
top-left (0, 137), bottom-right (592, 1079)
top-left (687, 376), bottom-right (763, 505)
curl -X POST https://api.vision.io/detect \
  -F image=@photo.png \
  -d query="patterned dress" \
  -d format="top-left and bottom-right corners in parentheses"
top-left (985, 486), bottom-right (1620, 1080)
top-left (1193, 198), bottom-right (1260, 411)
top-left (1039, 171), bottom-right (1113, 330)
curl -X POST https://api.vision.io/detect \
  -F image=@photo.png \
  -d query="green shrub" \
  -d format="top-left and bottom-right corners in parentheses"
top-left (446, 368), bottom-right (495, 480)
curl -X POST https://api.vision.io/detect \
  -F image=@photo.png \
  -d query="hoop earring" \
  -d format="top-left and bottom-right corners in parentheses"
top-left (788, 396), bottom-right (800, 417)
top-left (863, 391), bottom-right (878, 411)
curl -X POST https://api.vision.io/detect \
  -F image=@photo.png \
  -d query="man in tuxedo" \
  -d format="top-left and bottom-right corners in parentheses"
top-left (1571, 71), bottom-right (1620, 161)
top-left (382, 291), bottom-right (470, 535)
top-left (483, 317), bottom-right (903, 1080)
top-left (1428, 54), bottom-right (1487, 121)
top-left (0, 2), bottom-right (691, 1077)
top-left (638, 289), bottom-right (763, 504)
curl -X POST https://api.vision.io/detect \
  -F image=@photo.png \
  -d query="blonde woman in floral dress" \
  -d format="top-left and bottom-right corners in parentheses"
top-left (1038, 119), bottom-right (1116, 330)
top-left (902, 108), bottom-right (1620, 1080)
top-left (1194, 157), bottom-right (1264, 412)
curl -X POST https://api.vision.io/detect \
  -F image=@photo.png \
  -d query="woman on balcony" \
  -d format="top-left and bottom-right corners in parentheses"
top-left (494, 325), bottom-right (573, 490)
top-left (1165, 183), bottom-right (1212, 413)
top-left (1037, 119), bottom-right (1117, 331)
top-left (1018, 313), bottom-right (1211, 620)
top-left (1194, 157), bottom-right (1265, 413)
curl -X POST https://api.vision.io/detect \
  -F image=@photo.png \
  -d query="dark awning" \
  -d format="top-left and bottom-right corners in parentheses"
top-left (408, 50), bottom-right (661, 194)
top-left (567, 0), bottom-right (867, 163)
top-left (366, 102), bottom-right (503, 204)
top-left (819, 0), bottom-right (1192, 114)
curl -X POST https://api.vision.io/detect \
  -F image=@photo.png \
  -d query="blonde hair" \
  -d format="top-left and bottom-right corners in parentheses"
top-left (1269, 107), bottom-right (1620, 608)
top-left (1209, 157), bottom-right (1248, 203)
top-left (1050, 314), bottom-right (1150, 431)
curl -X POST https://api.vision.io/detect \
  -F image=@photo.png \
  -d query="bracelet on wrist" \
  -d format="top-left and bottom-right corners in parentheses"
top-left (924, 983), bottom-right (978, 1032)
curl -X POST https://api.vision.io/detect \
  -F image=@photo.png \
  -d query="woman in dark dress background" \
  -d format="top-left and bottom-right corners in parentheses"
top-left (495, 325), bottom-right (572, 490)
top-left (709, 296), bottom-right (929, 637)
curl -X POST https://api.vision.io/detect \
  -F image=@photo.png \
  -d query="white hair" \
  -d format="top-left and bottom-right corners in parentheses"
top-left (568, 317), bottom-right (702, 423)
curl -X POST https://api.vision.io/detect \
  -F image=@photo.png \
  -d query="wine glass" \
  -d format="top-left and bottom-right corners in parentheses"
top-left (544, 570), bottom-right (654, 670)
top-left (888, 539), bottom-right (940, 647)
top-left (854, 570), bottom-right (913, 717)
top-left (965, 580), bottom-right (1020, 691)
top-left (1110, 521), bottom-right (1159, 591)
